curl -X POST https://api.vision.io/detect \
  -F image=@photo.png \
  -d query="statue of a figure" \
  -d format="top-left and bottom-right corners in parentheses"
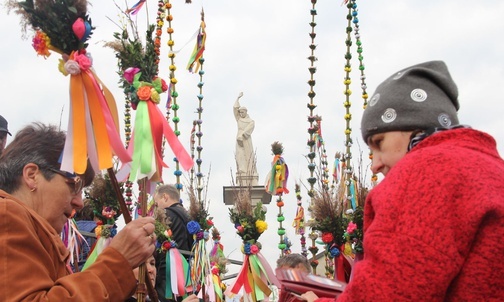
top-left (233, 92), bottom-right (258, 183)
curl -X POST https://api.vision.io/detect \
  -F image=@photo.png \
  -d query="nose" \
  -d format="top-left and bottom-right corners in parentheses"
top-left (71, 193), bottom-right (84, 210)
top-left (370, 153), bottom-right (384, 175)
top-left (148, 264), bottom-right (156, 279)
top-left (148, 266), bottom-right (155, 275)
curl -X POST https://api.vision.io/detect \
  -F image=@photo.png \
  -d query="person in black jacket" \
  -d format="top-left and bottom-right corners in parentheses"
top-left (153, 184), bottom-right (194, 302)
top-left (0, 115), bottom-right (11, 156)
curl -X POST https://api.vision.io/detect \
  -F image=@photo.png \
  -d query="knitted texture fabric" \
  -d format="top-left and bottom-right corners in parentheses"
top-left (318, 128), bottom-right (504, 302)
top-left (361, 61), bottom-right (460, 143)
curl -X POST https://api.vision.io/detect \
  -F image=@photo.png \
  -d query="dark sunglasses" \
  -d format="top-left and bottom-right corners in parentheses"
top-left (48, 168), bottom-right (84, 195)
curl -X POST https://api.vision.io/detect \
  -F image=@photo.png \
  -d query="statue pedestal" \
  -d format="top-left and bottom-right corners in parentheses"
top-left (223, 185), bottom-right (272, 205)
top-left (235, 173), bottom-right (259, 187)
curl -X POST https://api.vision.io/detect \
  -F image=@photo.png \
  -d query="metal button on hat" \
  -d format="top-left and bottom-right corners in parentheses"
top-left (0, 115), bottom-right (11, 136)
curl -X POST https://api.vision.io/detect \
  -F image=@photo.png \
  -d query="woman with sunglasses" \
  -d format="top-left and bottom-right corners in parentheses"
top-left (0, 123), bottom-right (157, 301)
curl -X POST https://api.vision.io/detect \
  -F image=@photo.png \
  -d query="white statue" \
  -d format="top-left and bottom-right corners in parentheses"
top-left (233, 92), bottom-right (258, 183)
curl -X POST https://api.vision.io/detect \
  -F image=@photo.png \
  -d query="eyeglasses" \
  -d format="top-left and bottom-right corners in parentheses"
top-left (48, 168), bottom-right (84, 195)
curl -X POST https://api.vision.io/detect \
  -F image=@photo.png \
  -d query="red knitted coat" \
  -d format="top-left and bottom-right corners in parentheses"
top-left (317, 128), bottom-right (504, 302)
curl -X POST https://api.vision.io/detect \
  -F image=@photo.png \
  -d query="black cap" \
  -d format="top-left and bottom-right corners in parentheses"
top-left (0, 115), bottom-right (11, 136)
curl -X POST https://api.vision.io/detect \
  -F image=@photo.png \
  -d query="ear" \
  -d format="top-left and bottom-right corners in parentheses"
top-left (23, 163), bottom-right (42, 190)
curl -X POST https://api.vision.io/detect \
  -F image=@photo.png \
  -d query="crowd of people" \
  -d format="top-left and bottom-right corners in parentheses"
top-left (1, 60), bottom-right (503, 301)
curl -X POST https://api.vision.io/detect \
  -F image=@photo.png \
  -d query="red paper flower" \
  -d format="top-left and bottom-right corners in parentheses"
top-left (162, 241), bottom-right (172, 251)
top-left (321, 232), bottom-right (334, 244)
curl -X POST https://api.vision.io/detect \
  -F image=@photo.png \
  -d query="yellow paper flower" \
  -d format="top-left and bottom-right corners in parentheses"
top-left (150, 88), bottom-right (160, 103)
top-left (58, 59), bottom-right (69, 76)
top-left (255, 220), bottom-right (268, 233)
top-left (94, 225), bottom-right (102, 237)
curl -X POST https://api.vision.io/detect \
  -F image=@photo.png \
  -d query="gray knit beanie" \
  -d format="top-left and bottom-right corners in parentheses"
top-left (361, 60), bottom-right (460, 144)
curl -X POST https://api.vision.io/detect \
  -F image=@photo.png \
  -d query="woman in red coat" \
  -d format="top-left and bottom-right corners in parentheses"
top-left (303, 61), bottom-right (504, 301)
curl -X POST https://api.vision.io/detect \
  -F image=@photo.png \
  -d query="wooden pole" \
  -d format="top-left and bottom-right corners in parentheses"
top-left (136, 177), bottom-right (148, 302)
top-left (106, 169), bottom-right (158, 302)
top-left (107, 168), bottom-right (131, 223)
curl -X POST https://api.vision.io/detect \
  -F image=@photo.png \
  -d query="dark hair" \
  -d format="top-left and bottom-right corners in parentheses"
top-left (0, 123), bottom-right (95, 193)
top-left (74, 200), bottom-right (95, 221)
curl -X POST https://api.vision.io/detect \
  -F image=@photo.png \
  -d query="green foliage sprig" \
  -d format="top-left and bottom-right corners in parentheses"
top-left (229, 198), bottom-right (268, 243)
top-left (83, 172), bottom-right (124, 225)
top-left (8, 0), bottom-right (94, 54)
top-left (111, 25), bottom-right (159, 85)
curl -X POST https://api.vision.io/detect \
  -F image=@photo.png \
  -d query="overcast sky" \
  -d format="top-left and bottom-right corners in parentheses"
top-left (2, 0), bottom-right (503, 282)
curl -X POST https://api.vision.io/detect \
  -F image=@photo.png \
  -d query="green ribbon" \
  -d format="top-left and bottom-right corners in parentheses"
top-left (129, 101), bottom-right (154, 181)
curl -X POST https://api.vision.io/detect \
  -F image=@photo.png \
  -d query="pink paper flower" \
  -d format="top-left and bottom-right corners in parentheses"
top-left (124, 67), bottom-right (140, 84)
top-left (74, 54), bottom-right (91, 71)
top-left (346, 222), bottom-right (357, 234)
top-left (236, 225), bottom-right (244, 233)
top-left (250, 244), bottom-right (259, 254)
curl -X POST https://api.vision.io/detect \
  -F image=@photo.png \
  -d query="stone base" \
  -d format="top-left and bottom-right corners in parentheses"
top-left (235, 173), bottom-right (259, 186)
top-left (223, 185), bottom-right (272, 205)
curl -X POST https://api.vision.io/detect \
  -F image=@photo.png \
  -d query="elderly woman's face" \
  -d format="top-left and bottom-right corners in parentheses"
top-left (36, 169), bottom-right (84, 233)
top-left (368, 131), bottom-right (412, 176)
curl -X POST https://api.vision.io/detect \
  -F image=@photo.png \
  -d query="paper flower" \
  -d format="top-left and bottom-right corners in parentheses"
top-left (124, 67), bottom-right (140, 84)
top-left (162, 241), bottom-right (172, 251)
top-left (330, 246), bottom-right (341, 258)
top-left (137, 85), bottom-right (152, 101)
top-left (32, 30), bottom-right (51, 58)
top-left (250, 244), bottom-right (260, 254)
top-left (74, 53), bottom-right (91, 71)
top-left (255, 220), bottom-right (268, 234)
top-left (346, 221), bottom-right (357, 234)
top-left (187, 220), bottom-right (201, 235)
top-left (321, 232), bottom-right (334, 244)
top-left (64, 60), bottom-right (81, 75)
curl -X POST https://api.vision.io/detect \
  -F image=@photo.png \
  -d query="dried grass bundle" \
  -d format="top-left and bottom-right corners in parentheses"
top-left (83, 173), bottom-right (122, 224)
top-left (102, 40), bottom-right (123, 53)
top-left (309, 191), bottom-right (343, 223)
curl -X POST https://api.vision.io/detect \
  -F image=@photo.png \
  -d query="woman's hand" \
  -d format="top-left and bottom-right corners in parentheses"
top-left (182, 294), bottom-right (199, 302)
top-left (109, 216), bottom-right (156, 268)
top-left (301, 291), bottom-right (320, 302)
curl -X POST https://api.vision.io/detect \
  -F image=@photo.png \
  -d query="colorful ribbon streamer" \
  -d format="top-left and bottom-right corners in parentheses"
top-left (166, 248), bottom-right (191, 299)
top-left (190, 238), bottom-right (210, 292)
top-left (292, 204), bottom-right (305, 235)
top-left (127, 82), bottom-right (193, 183)
top-left (62, 51), bottom-right (131, 174)
top-left (333, 157), bottom-right (341, 183)
top-left (81, 236), bottom-right (113, 271)
top-left (227, 252), bottom-right (280, 301)
top-left (266, 155), bottom-right (289, 195)
top-left (125, 0), bottom-right (146, 15)
top-left (187, 17), bottom-right (206, 73)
